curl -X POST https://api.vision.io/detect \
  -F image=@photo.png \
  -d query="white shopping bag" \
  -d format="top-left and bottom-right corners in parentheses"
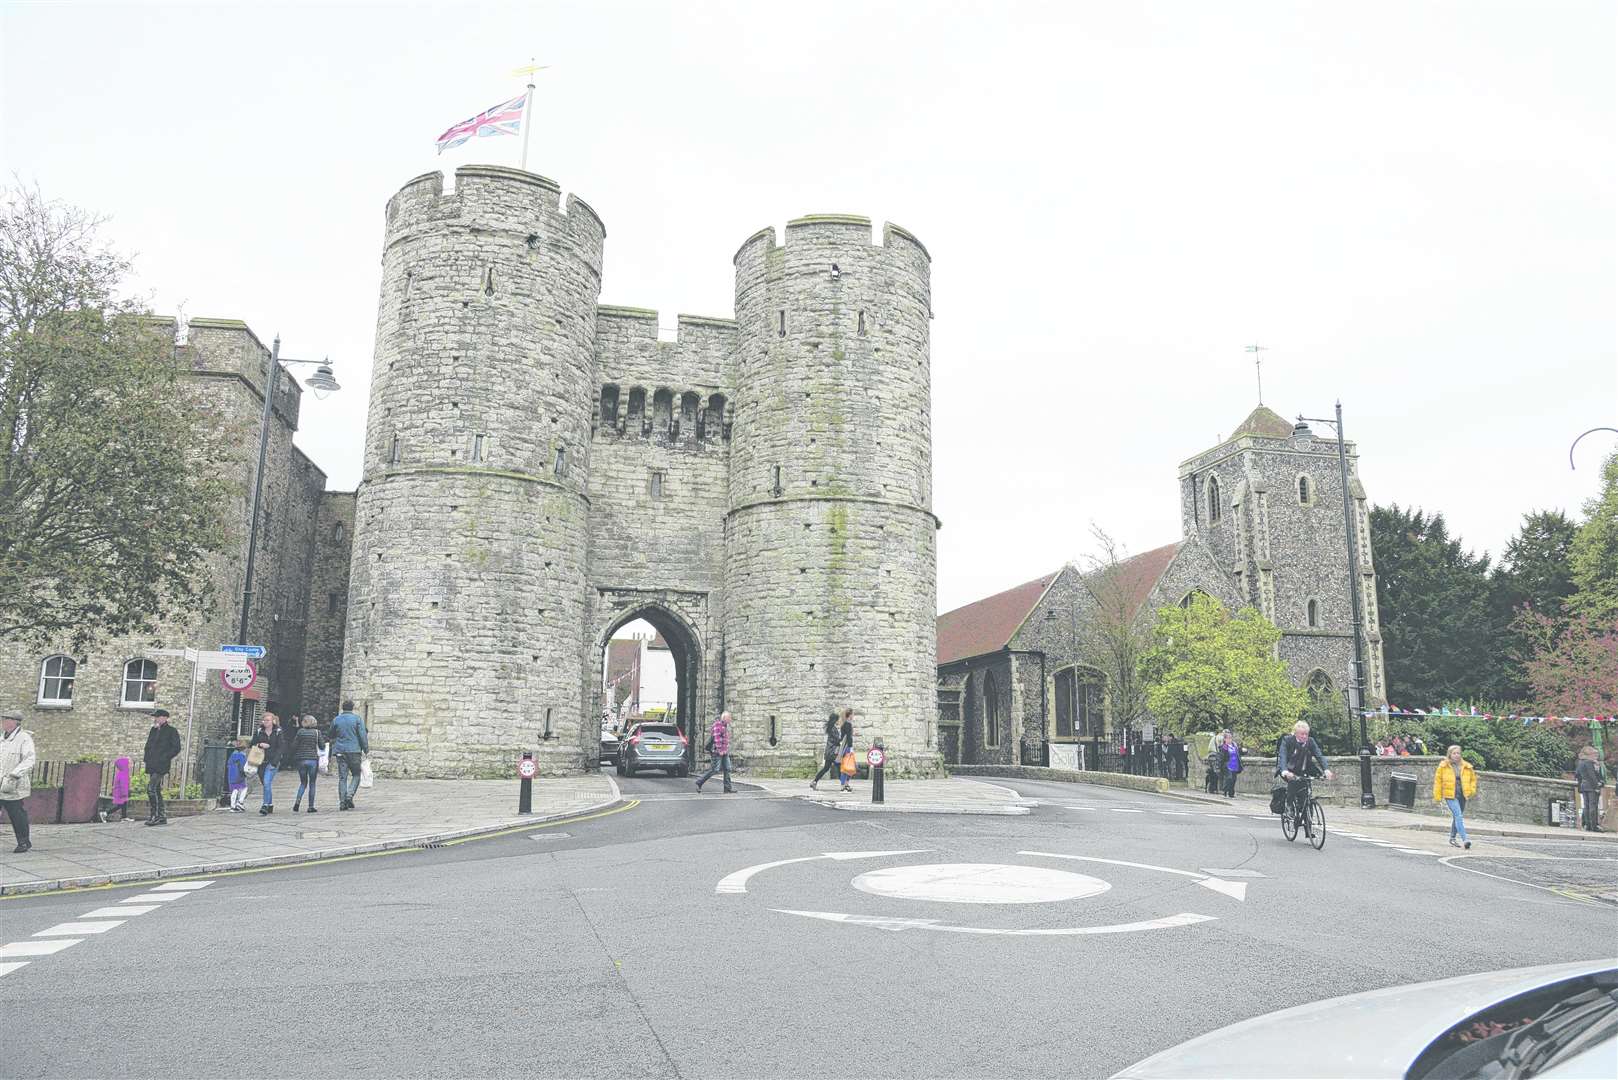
top-left (318, 744), bottom-right (331, 774)
top-left (358, 756), bottom-right (375, 789)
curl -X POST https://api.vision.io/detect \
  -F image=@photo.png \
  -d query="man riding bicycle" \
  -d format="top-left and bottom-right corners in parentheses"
top-left (1276, 720), bottom-right (1334, 801)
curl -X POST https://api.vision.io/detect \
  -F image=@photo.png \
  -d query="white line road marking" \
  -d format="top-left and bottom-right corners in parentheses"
top-left (150, 881), bottom-right (213, 891)
top-left (123, 893), bottom-right (184, 902)
top-left (715, 850), bottom-right (931, 894)
top-left (1019, 851), bottom-right (1248, 902)
top-left (84, 906), bottom-right (158, 917)
top-left (0, 940), bottom-right (83, 958)
top-left (1159, 811), bottom-right (1195, 816)
top-left (34, 921), bottom-right (124, 936)
top-left (1064, 806), bottom-right (1097, 811)
top-left (1397, 849), bottom-right (1436, 855)
top-left (1109, 808), bottom-right (1144, 813)
top-left (0, 961), bottom-right (28, 978)
top-left (1202, 814), bottom-right (1236, 818)
top-left (773, 909), bottom-right (1217, 936)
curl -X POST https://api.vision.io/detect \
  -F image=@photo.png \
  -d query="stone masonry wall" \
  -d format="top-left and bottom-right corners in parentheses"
top-left (726, 217), bottom-right (938, 775)
top-left (300, 491), bottom-right (355, 722)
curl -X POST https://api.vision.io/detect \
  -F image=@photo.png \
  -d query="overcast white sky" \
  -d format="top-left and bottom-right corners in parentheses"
top-left (3, 1), bottom-right (1612, 612)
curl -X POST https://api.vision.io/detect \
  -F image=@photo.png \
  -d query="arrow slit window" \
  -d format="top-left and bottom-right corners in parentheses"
top-left (121, 659), bottom-right (158, 708)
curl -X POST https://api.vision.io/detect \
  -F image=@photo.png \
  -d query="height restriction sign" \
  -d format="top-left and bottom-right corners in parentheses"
top-left (220, 661), bottom-right (257, 693)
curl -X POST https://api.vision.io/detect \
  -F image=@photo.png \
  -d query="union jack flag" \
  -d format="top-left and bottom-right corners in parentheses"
top-left (435, 94), bottom-right (526, 154)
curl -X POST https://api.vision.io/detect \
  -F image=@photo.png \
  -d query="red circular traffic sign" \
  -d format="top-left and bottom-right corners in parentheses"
top-left (867, 746), bottom-right (886, 768)
top-left (220, 661), bottom-right (257, 692)
top-left (518, 757), bottom-right (537, 780)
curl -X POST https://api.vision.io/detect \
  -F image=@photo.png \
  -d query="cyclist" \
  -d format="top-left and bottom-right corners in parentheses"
top-left (1276, 721), bottom-right (1334, 814)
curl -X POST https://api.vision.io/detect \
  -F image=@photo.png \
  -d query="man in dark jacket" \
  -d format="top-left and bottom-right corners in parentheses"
top-left (1275, 721), bottom-right (1334, 812)
top-left (142, 709), bottom-right (182, 826)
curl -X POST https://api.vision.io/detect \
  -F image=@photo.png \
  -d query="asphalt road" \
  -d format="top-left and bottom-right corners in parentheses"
top-left (2, 774), bottom-right (1614, 1079)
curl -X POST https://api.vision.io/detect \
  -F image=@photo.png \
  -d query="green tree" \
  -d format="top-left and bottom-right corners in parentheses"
top-left (1491, 510), bottom-right (1579, 700)
top-left (1568, 451), bottom-right (1618, 624)
top-left (1076, 525), bottom-right (1152, 735)
top-left (1370, 504), bottom-right (1498, 705)
top-left (1139, 594), bottom-right (1306, 749)
top-left (0, 184), bottom-right (230, 651)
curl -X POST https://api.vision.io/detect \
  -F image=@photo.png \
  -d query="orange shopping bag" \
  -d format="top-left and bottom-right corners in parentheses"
top-left (839, 751), bottom-right (857, 776)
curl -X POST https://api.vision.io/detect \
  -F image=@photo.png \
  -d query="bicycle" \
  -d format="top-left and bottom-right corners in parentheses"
top-left (1279, 774), bottom-right (1327, 850)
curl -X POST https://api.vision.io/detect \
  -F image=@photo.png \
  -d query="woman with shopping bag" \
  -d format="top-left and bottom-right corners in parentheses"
top-left (835, 708), bottom-right (855, 793)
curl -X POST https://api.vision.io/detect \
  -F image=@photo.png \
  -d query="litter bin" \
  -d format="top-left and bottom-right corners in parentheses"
top-left (1388, 771), bottom-right (1417, 809)
top-left (200, 740), bottom-right (234, 801)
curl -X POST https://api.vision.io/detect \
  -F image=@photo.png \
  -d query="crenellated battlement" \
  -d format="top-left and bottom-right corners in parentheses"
top-left (733, 215), bottom-right (931, 267)
top-left (384, 165), bottom-right (606, 268)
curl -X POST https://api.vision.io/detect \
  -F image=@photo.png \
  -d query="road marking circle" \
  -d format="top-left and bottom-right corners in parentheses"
top-left (851, 863), bottom-right (1111, 905)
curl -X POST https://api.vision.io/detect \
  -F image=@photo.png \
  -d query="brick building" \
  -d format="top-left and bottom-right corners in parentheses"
top-left (936, 404), bottom-right (1386, 766)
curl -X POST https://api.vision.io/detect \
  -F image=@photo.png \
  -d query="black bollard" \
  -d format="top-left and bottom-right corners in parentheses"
top-left (871, 740), bottom-right (885, 804)
top-left (518, 751), bottom-right (535, 814)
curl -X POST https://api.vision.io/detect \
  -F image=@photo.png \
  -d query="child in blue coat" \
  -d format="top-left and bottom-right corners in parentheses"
top-left (227, 741), bottom-right (248, 813)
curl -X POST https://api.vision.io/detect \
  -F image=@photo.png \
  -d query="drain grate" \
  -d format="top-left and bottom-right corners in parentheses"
top-left (418, 841), bottom-right (448, 849)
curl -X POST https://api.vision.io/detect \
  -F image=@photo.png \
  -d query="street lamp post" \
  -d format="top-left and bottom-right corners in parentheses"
top-left (230, 335), bottom-right (340, 735)
top-left (1570, 428), bottom-right (1618, 470)
top-left (1298, 403), bottom-right (1375, 809)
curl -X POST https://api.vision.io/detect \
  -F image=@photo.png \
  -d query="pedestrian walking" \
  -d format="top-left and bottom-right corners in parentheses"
top-left (834, 708), bottom-right (855, 793)
top-left (328, 700), bottom-right (369, 811)
top-left (1575, 745), bottom-right (1605, 833)
top-left (1204, 738), bottom-right (1222, 794)
top-left (291, 715), bottom-right (325, 813)
top-left (1433, 744), bottom-right (1478, 849)
top-left (694, 711), bottom-right (735, 793)
top-left (0, 710), bottom-right (37, 853)
top-left (249, 712), bottom-right (284, 815)
top-left (142, 709), bottom-right (181, 826)
top-left (226, 741), bottom-right (249, 813)
top-left (1221, 730), bottom-right (1243, 798)
top-left (809, 711), bottom-right (841, 790)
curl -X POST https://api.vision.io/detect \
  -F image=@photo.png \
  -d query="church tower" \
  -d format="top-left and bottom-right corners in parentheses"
top-left (1177, 405), bottom-right (1387, 708)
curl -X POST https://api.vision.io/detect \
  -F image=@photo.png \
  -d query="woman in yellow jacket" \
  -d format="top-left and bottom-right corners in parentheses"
top-left (1433, 744), bottom-right (1479, 849)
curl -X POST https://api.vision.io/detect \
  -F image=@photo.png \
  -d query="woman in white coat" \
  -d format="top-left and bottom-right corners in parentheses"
top-left (0, 709), bottom-right (38, 853)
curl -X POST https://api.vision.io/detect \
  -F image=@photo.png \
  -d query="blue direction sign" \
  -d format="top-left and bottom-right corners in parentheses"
top-left (220, 644), bottom-right (267, 659)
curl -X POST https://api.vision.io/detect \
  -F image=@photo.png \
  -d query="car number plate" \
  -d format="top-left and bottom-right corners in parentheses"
top-left (648, 743), bottom-right (673, 752)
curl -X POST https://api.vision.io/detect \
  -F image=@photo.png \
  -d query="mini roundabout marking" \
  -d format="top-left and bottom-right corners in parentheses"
top-left (715, 849), bottom-right (1248, 937)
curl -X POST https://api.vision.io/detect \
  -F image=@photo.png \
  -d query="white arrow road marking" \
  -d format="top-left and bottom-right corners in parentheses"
top-left (84, 906), bottom-right (158, 917)
top-left (773, 909), bottom-right (1216, 936)
top-left (0, 961), bottom-right (29, 978)
top-left (716, 850), bottom-right (931, 894)
top-left (1019, 851), bottom-right (1247, 902)
top-left (151, 880), bottom-right (213, 891)
top-left (0, 940), bottom-right (82, 958)
top-left (34, 921), bottom-right (125, 936)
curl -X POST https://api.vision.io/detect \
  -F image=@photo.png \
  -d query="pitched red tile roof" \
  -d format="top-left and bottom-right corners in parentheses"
top-left (935, 541), bottom-right (1187, 665)
top-left (1103, 541), bottom-right (1183, 620)
top-left (936, 571), bottom-right (1061, 664)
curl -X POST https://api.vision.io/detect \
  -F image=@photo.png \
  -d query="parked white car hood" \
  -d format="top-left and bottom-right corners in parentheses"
top-left (1113, 959), bottom-right (1618, 1080)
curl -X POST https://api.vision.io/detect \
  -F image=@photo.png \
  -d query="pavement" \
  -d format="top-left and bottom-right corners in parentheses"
top-left (3, 770), bottom-right (1614, 1079)
top-left (750, 774), bottom-right (1036, 814)
top-left (0, 773), bottom-right (619, 896)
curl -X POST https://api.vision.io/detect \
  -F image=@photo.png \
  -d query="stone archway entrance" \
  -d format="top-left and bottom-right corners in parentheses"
top-left (597, 603), bottom-right (704, 770)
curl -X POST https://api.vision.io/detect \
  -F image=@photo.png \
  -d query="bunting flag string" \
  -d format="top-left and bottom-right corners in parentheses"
top-left (1362, 707), bottom-right (1610, 727)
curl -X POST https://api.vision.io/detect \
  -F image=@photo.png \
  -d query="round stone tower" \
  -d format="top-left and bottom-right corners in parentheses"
top-left (726, 215), bottom-right (939, 774)
top-left (344, 166), bottom-right (605, 776)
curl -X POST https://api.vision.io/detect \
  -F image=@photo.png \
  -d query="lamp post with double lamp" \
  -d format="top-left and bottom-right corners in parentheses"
top-left (1296, 403), bottom-right (1375, 809)
top-left (229, 335), bottom-right (341, 736)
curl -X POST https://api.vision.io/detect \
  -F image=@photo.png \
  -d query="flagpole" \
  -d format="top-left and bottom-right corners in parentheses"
top-left (520, 76), bottom-right (535, 171)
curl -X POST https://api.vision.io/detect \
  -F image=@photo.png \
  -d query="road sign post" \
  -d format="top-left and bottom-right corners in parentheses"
top-left (518, 752), bottom-right (537, 813)
top-left (868, 741), bottom-right (886, 804)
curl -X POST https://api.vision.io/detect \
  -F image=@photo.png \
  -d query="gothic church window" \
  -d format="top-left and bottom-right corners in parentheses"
top-left (1307, 599), bottom-right (1319, 628)
top-left (1208, 476), bottom-right (1222, 522)
top-left (121, 658), bottom-right (157, 708)
top-left (1298, 475), bottom-right (1312, 505)
top-left (38, 655), bottom-right (76, 705)
top-left (332, 521), bottom-right (345, 544)
top-left (1306, 669), bottom-right (1334, 700)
